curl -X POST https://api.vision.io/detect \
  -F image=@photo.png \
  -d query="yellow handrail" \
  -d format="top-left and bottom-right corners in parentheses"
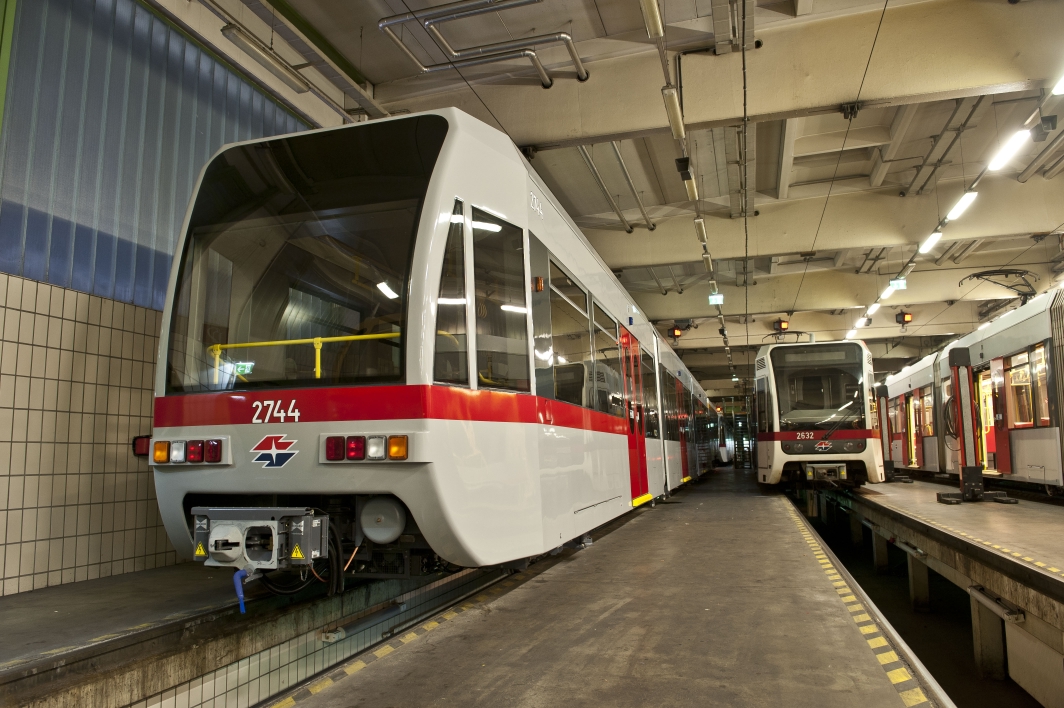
top-left (207, 332), bottom-right (401, 383)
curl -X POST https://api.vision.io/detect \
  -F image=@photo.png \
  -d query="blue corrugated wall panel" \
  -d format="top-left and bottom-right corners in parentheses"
top-left (0, 0), bottom-right (307, 310)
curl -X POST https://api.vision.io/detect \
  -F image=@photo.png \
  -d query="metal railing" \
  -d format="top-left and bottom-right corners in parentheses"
top-left (207, 332), bottom-right (401, 383)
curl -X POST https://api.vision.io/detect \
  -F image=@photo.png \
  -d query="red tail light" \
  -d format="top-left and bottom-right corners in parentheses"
top-left (325, 436), bottom-right (345, 461)
top-left (187, 440), bottom-right (204, 463)
top-left (205, 439), bottom-right (222, 463)
top-left (132, 435), bottom-right (151, 457)
top-left (346, 436), bottom-right (366, 460)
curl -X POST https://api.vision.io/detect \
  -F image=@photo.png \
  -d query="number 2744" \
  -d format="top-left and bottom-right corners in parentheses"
top-left (251, 400), bottom-right (301, 423)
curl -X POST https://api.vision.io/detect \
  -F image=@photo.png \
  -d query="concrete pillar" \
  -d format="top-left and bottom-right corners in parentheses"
top-left (849, 511), bottom-right (863, 546)
top-left (806, 491), bottom-right (817, 518)
top-left (873, 532), bottom-right (890, 574)
top-left (907, 554), bottom-right (930, 612)
top-left (970, 596), bottom-right (1007, 680)
top-left (819, 494), bottom-right (828, 523)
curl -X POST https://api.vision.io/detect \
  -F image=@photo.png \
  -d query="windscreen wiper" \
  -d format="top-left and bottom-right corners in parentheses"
top-left (822, 403), bottom-right (859, 440)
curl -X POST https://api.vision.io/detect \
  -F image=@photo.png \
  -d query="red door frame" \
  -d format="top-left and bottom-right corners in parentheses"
top-left (620, 328), bottom-right (650, 504)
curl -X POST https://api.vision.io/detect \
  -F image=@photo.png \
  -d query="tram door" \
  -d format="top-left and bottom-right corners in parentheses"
top-left (620, 328), bottom-right (650, 503)
top-left (978, 370), bottom-right (996, 471)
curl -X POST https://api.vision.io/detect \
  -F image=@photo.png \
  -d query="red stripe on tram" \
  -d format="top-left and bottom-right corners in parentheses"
top-left (756, 430), bottom-right (881, 442)
top-left (154, 385), bottom-right (629, 436)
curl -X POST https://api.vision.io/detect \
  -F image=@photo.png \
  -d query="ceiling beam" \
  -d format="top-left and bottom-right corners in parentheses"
top-left (584, 170), bottom-right (1064, 266)
top-left (870, 103), bottom-right (918, 187)
top-left (777, 118), bottom-right (800, 199)
top-left (377, 0), bottom-right (1063, 150)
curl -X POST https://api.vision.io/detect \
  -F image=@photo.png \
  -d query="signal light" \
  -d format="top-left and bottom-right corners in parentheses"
top-left (170, 441), bottom-right (186, 463)
top-left (670, 326), bottom-right (683, 338)
top-left (153, 441), bottom-right (169, 463)
top-left (773, 318), bottom-right (789, 332)
top-left (325, 436), bottom-right (345, 461)
top-left (186, 440), bottom-right (204, 463)
top-left (347, 436), bottom-right (366, 460)
top-left (367, 436), bottom-right (387, 460)
top-left (205, 439), bottom-right (222, 463)
top-left (132, 435), bottom-right (151, 457)
top-left (388, 435), bottom-right (408, 460)
top-left (896, 311), bottom-right (913, 325)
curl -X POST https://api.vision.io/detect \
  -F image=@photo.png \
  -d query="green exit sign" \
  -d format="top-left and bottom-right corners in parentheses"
top-left (234, 362), bottom-right (255, 376)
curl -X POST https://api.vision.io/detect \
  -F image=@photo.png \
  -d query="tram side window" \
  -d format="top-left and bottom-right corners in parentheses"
top-left (661, 368), bottom-right (680, 442)
top-left (592, 303), bottom-right (624, 417)
top-left (548, 261), bottom-right (592, 407)
top-left (472, 208), bottom-right (530, 391)
top-left (1033, 344), bottom-right (1050, 426)
top-left (641, 350), bottom-right (659, 438)
top-left (1005, 351), bottom-right (1034, 428)
top-left (922, 386), bottom-right (934, 435)
top-left (434, 200), bottom-right (468, 385)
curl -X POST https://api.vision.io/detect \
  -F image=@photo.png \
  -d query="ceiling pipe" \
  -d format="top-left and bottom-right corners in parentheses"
top-left (907, 96), bottom-right (986, 196)
top-left (952, 240), bottom-right (982, 264)
top-left (1018, 126), bottom-right (1064, 182)
top-left (380, 0), bottom-right (539, 29)
top-left (425, 25), bottom-right (588, 82)
top-left (577, 145), bottom-right (633, 233)
top-left (1044, 152), bottom-right (1064, 180)
top-left (610, 141), bottom-right (655, 231)
top-left (647, 266), bottom-right (668, 295)
top-left (933, 241), bottom-right (960, 266)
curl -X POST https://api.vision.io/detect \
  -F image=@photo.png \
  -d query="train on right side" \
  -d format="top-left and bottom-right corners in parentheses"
top-left (886, 289), bottom-right (1064, 495)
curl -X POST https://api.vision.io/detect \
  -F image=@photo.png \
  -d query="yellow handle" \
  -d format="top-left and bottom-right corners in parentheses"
top-left (209, 332), bottom-right (400, 382)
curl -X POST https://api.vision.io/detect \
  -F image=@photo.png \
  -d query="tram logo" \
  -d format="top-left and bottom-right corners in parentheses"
top-left (814, 440), bottom-right (833, 452)
top-left (251, 435), bottom-right (298, 468)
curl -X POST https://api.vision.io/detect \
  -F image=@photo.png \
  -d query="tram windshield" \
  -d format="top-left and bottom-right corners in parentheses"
top-left (165, 116), bottom-right (448, 393)
top-left (770, 343), bottom-right (866, 431)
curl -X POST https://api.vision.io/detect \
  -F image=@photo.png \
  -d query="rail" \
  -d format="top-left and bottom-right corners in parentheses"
top-left (207, 332), bottom-right (401, 383)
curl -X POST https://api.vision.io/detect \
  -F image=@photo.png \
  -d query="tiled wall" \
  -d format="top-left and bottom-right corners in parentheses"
top-left (0, 273), bottom-right (173, 595)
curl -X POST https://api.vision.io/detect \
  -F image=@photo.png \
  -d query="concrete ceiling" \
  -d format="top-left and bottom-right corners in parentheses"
top-left (171, 0), bottom-right (1064, 396)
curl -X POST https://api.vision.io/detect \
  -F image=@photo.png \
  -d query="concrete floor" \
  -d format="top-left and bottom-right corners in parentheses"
top-left (0, 562), bottom-right (246, 670)
top-left (285, 469), bottom-right (915, 707)
top-left (861, 481), bottom-right (1064, 577)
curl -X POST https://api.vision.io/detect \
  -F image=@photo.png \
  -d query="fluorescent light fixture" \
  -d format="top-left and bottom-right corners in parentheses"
top-left (856, 317), bottom-right (869, 328)
top-left (881, 286), bottom-right (895, 300)
top-left (702, 252), bottom-right (713, 273)
top-left (377, 282), bottom-right (399, 299)
top-left (694, 218), bottom-right (708, 244)
top-left (557, 355), bottom-right (568, 364)
top-left (449, 214), bottom-right (464, 224)
top-left (661, 86), bottom-right (686, 141)
top-left (220, 24), bottom-right (309, 94)
top-left (684, 179), bottom-right (698, 202)
top-left (438, 297), bottom-right (466, 305)
top-left (889, 278), bottom-right (908, 290)
top-left (471, 221), bottom-right (502, 232)
top-left (946, 192), bottom-right (978, 221)
top-left (845, 329), bottom-right (857, 340)
top-left (1054, 75), bottom-right (1064, 96)
top-left (500, 304), bottom-right (528, 314)
top-left (918, 231), bottom-right (942, 254)
top-left (978, 322), bottom-right (990, 330)
top-left (639, 0), bottom-right (664, 38)
top-left (866, 303), bottom-right (881, 315)
top-left (731, 375), bottom-right (739, 382)
top-left (708, 293), bottom-right (724, 305)
top-left (988, 129), bottom-right (1030, 171)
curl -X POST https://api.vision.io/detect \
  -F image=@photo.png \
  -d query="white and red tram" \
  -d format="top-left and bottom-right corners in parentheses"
top-left (754, 340), bottom-right (886, 487)
top-left (148, 108), bottom-right (723, 585)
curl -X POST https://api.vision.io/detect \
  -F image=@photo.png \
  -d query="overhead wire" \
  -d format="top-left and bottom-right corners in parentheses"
top-left (788, 0), bottom-right (892, 314)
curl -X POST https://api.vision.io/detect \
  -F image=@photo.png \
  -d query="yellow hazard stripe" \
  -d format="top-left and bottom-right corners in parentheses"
top-left (682, 476), bottom-right (692, 483)
top-left (632, 493), bottom-right (654, 507)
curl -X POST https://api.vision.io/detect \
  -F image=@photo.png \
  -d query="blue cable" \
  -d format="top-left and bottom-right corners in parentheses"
top-left (233, 569), bottom-right (247, 614)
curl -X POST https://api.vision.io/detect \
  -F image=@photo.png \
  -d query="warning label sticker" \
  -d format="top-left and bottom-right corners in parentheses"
top-left (194, 542), bottom-right (207, 558)
top-left (290, 544), bottom-right (305, 560)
